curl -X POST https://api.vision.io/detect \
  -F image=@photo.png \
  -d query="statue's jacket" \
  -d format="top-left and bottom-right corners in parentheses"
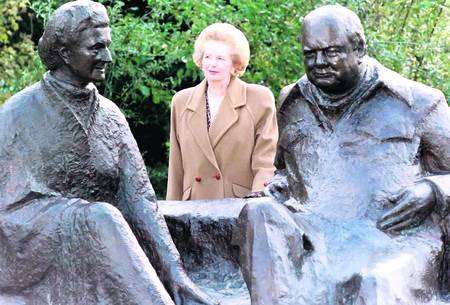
top-left (241, 57), bottom-right (450, 304)
top-left (277, 57), bottom-right (450, 220)
top-left (0, 73), bottom-right (159, 301)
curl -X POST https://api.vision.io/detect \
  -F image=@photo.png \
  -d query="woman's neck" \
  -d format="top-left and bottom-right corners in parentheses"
top-left (207, 77), bottom-right (231, 98)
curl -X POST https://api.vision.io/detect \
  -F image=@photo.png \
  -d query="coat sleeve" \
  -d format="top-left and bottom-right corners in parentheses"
top-left (166, 94), bottom-right (184, 200)
top-left (250, 88), bottom-right (278, 191)
top-left (419, 92), bottom-right (450, 217)
top-left (0, 95), bottom-right (58, 209)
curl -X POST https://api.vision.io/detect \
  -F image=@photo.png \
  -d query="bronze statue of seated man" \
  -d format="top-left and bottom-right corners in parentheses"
top-left (238, 5), bottom-right (450, 305)
top-left (0, 1), bottom-right (217, 304)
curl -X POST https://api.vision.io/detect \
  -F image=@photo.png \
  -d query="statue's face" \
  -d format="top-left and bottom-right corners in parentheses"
top-left (65, 26), bottom-right (112, 83)
top-left (302, 21), bottom-right (361, 95)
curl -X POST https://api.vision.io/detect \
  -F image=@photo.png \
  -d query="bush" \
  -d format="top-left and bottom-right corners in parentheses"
top-left (0, 0), bottom-right (45, 102)
top-left (1, 0), bottom-right (449, 198)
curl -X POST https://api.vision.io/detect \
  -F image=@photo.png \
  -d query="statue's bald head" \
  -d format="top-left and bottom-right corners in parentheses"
top-left (301, 5), bottom-right (366, 53)
top-left (300, 5), bottom-right (367, 95)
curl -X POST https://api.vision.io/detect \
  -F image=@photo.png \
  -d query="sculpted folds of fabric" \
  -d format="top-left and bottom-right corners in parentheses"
top-left (0, 73), bottom-right (176, 305)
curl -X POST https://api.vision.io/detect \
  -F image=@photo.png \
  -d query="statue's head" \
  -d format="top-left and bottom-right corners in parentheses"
top-left (301, 5), bottom-right (367, 95)
top-left (38, 0), bottom-right (112, 85)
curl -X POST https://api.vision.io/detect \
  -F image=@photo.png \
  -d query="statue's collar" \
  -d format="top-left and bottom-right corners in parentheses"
top-left (375, 61), bottom-right (413, 107)
top-left (42, 72), bottom-right (100, 134)
top-left (43, 72), bottom-right (98, 103)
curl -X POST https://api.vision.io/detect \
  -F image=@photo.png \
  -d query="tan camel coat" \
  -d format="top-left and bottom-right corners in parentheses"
top-left (166, 77), bottom-right (278, 200)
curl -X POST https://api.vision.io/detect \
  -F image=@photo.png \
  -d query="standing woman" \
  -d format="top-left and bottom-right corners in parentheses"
top-left (167, 23), bottom-right (278, 200)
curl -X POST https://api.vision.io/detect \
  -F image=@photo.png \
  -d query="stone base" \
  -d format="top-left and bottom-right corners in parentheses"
top-left (160, 198), bottom-right (450, 305)
top-left (160, 198), bottom-right (250, 305)
top-left (3, 197), bottom-right (448, 304)
top-left (0, 295), bottom-right (27, 305)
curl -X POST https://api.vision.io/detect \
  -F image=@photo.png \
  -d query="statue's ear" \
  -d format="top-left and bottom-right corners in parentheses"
top-left (353, 33), bottom-right (366, 63)
top-left (58, 46), bottom-right (71, 65)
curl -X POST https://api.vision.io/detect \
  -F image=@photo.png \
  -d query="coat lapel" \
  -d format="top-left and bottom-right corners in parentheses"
top-left (186, 79), bottom-right (219, 170)
top-left (209, 77), bottom-right (246, 148)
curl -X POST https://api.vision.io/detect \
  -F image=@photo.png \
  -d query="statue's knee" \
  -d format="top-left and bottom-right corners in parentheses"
top-left (87, 202), bottom-right (125, 228)
top-left (240, 199), bottom-right (280, 223)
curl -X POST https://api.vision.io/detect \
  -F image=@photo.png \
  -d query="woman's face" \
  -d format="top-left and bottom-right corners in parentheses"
top-left (201, 40), bottom-right (235, 82)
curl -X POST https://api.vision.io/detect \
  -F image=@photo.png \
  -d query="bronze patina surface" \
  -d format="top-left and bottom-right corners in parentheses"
top-left (0, 1), bottom-right (217, 305)
top-left (239, 5), bottom-right (450, 305)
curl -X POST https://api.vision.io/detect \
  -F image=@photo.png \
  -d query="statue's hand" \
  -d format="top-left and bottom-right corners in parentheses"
top-left (168, 270), bottom-right (219, 305)
top-left (264, 175), bottom-right (290, 203)
top-left (377, 181), bottom-right (435, 232)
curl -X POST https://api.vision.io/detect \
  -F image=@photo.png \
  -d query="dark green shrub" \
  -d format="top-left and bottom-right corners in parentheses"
top-left (0, 0), bottom-right (45, 102)
top-left (2, 0), bottom-right (448, 198)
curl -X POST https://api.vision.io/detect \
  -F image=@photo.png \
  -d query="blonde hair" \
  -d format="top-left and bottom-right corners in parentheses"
top-left (193, 23), bottom-right (250, 77)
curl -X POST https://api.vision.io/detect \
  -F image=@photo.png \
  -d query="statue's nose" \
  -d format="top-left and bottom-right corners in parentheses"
top-left (99, 48), bottom-right (112, 63)
top-left (315, 50), bottom-right (327, 66)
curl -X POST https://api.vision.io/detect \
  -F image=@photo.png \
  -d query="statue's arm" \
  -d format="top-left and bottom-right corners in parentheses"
top-left (273, 83), bottom-right (295, 173)
top-left (264, 84), bottom-right (295, 203)
top-left (420, 94), bottom-right (450, 217)
top-left (0, 104), bottom-right (58, 208)
top-left (116, 129), bottom-right (184, 279)
top-left (116, 116), bottom-right (217, 305)
top-left (378, 93), bottom-right (450, 231)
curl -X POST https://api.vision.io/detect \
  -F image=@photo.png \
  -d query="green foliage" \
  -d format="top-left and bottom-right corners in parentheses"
top-left (104, 0), bottom-right (304, 117)
top-left (350, 0), bottom-right (449, 97)
top-left (1, 0), bottom-right (449, 198)
top-left (0, 0), bottom-right (45, 102)
top-left (94, 0), bottom-right (450, 198)
top-left (29, 0), bottom-right (67, 24)
top-left (0, 0), bottom-right (28, 43)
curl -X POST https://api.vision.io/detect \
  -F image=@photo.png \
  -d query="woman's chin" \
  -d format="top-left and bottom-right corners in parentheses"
top-left (206, 74), bottom-right (229, 82)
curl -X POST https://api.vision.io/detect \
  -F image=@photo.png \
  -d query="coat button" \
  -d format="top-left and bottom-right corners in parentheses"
top-left (214, 173), bottom-right (221, 180)
top-left (195, 176), bottom-right (202, 182)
